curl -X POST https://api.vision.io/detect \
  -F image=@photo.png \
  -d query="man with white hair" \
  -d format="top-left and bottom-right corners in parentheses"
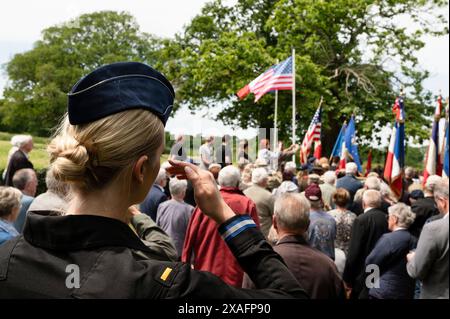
top-left (169, 134), bottom-right (187, 162)
top-left (199, 135), bottom-right (215, 170)
top-left (244, 167), bottom-right (275, 238)
top-left (336, 162), bottom-right (363, 202)
top-left (4, 135), bottom-right (34, 186)
top-left (156, 178), bottom-right (194, 257)
top-left (352, 176), bottom-right (390, 216)
top-left (183, 165), bottom-right (259, 287)
top-left (320, 171), bottom-right (337, 210)
top-left (343, 189), bottom-right (388, 299)
top-left (409, 175), bottom-right (441, 238)
top-left (140, 168), bottom-right (168, 221)
top-left (407, 178), bottom-right (449, 299)
top-left (243, 193), bottom-right (345, 299)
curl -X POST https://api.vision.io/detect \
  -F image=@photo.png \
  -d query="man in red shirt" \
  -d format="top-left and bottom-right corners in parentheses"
top-left (182, 165), bottom-right (259, 287)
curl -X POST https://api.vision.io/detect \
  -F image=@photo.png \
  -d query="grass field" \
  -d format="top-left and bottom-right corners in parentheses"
top-left (0, 131), bottom-right (170, 171)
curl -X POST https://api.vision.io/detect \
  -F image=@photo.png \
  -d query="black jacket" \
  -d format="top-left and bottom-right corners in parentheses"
top-left (3, 150), bottom-right (33, 186)
top-left (140, 185), bottom-right (168, 221)
top-left (0, 212), bottom-right (308, 299)
top-left (409, 197), bottom-right (439, 238)
top-left (365, 230), bottom-right (417, 299)
top-left (343, 208), bottom-right (388, 299)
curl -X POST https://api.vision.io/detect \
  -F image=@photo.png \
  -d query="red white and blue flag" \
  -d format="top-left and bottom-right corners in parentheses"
top-left (424, 95), bottom-right (444, 183)
top-left (384, 97), bottom-right (405, 198)
top-left (236, 56), bottom-right (293, 102)
top-left (300, 105), bottom-right (322, 164)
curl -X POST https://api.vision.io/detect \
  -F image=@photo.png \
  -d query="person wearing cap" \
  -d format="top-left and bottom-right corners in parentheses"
top-left (0, 62), bottom-right (307, 299)
top-left (408, 189), bottom-right (424, 205)
top-left (243, 193), bottom-right (345, 299)
top-left (409, 175), bottom-right (441, 238)
top-left (305, 184), bottom-right (337, 261)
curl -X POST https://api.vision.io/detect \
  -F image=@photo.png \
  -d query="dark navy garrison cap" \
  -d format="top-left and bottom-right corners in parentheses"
top-left (68, 62), bottom-right (174, 126)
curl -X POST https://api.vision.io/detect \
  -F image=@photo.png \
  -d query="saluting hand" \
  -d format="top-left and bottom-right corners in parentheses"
top-left (167, 160), bottom-right (235, 224)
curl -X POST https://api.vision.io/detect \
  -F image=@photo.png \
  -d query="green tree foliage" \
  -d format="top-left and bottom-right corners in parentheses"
top-left (1, 11), bottom-right (162, 135)
top-left (166, 0), bottom-right (448, 153)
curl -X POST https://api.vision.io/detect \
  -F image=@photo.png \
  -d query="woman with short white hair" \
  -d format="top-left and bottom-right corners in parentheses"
top-left (365, 203), bottom-right (417, 299)
top-left (0, 186), bottom-right (22, 245)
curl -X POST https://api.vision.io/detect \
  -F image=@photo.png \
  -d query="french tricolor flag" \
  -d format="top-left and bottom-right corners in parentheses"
top-left (384, 122), bottom-right (405, 197)
top-left (424, 95), bottom-right (444, 184)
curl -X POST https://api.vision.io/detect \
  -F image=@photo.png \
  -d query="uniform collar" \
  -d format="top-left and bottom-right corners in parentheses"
top-left (276, 234), bottom-right (309, 246)
top-left (23, 211), bottom-right (153, 253)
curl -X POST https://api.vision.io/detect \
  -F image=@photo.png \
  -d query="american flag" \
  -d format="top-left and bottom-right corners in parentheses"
top-left (300, 105), bottom-right (322, 164)
top-left (236, 56), bottom-right (293, 102)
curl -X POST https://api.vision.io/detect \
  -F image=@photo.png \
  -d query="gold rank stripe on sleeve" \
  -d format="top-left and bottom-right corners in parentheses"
top-left (160, 267), bottom-right (173, 281)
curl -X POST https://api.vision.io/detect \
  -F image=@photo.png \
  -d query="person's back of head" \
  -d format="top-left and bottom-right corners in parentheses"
top-left (48, 109), bottom-right (165, 200)
top-left (45, 168), bottom-right (69, 198)
top-left (274, 193), bottom-right (310, 236)
top-left (208, 163), bottom-right (222, 180)
top-left (251, 167), bottom-right (269, 188)
top-left (364, 176), bottom-right (381, 191)
top-left (424, 175), bottom-right (442, 196)
top-left (304, 184), bottom-right (322, 211)
top-left (169, 178), bottom-right (188, 200)
top-left (307, 174), bottom-right (320, 185)
top-left (345, 162), bottom-right (358, 176)
top-left (388, 203), bottom-right (416, 230)
top-left (0, 186), bottom-right (22, 222)
top-left (323, 171), bottom-right (336, 186)
top-left (12, 168), bottom-right (37, 197)
top-left (362, 189), bottom-right (382, 210)
top-left (218, 165), bottom-right (240, 188)
top-left (284, 161), bottom-right (296, 174)
top-left (333, 188), bottom-right (351, 209)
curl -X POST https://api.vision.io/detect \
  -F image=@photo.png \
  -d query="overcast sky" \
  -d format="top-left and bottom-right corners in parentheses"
top-left (0, 0), bottom-right (448, 142)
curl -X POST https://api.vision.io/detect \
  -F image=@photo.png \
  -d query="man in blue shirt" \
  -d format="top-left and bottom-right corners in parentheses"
top-left (336, 162), bottom-right (363, 202)
top-left (305, 184), bottom-right (336, 260)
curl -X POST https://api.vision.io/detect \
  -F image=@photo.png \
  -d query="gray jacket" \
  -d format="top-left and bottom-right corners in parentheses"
top-left (407, 214), bottom-right (449, 299)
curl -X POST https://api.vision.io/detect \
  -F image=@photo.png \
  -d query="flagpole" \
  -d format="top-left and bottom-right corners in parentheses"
top-left (291, 48), bottom-right (296, 162)
top-left (273, 58), bottom-right (280, 152)
top-left (274, 89), bottom-right (278, 151)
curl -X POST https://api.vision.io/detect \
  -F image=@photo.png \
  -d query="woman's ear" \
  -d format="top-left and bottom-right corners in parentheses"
top-left (133, 155), bottom-right (149, 183)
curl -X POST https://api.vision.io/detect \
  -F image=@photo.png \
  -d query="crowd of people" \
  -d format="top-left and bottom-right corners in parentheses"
top-left (0, 61), bottom-right (448, 300)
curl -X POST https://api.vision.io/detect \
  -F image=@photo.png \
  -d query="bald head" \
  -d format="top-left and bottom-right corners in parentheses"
top-left (274, 193), bottom-right (311, 235)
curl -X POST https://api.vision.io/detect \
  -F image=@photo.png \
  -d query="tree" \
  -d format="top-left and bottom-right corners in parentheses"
top-left (1, 11), bottom-right (162, 135)
top-left (167, 0), bottom-right (448, 154)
